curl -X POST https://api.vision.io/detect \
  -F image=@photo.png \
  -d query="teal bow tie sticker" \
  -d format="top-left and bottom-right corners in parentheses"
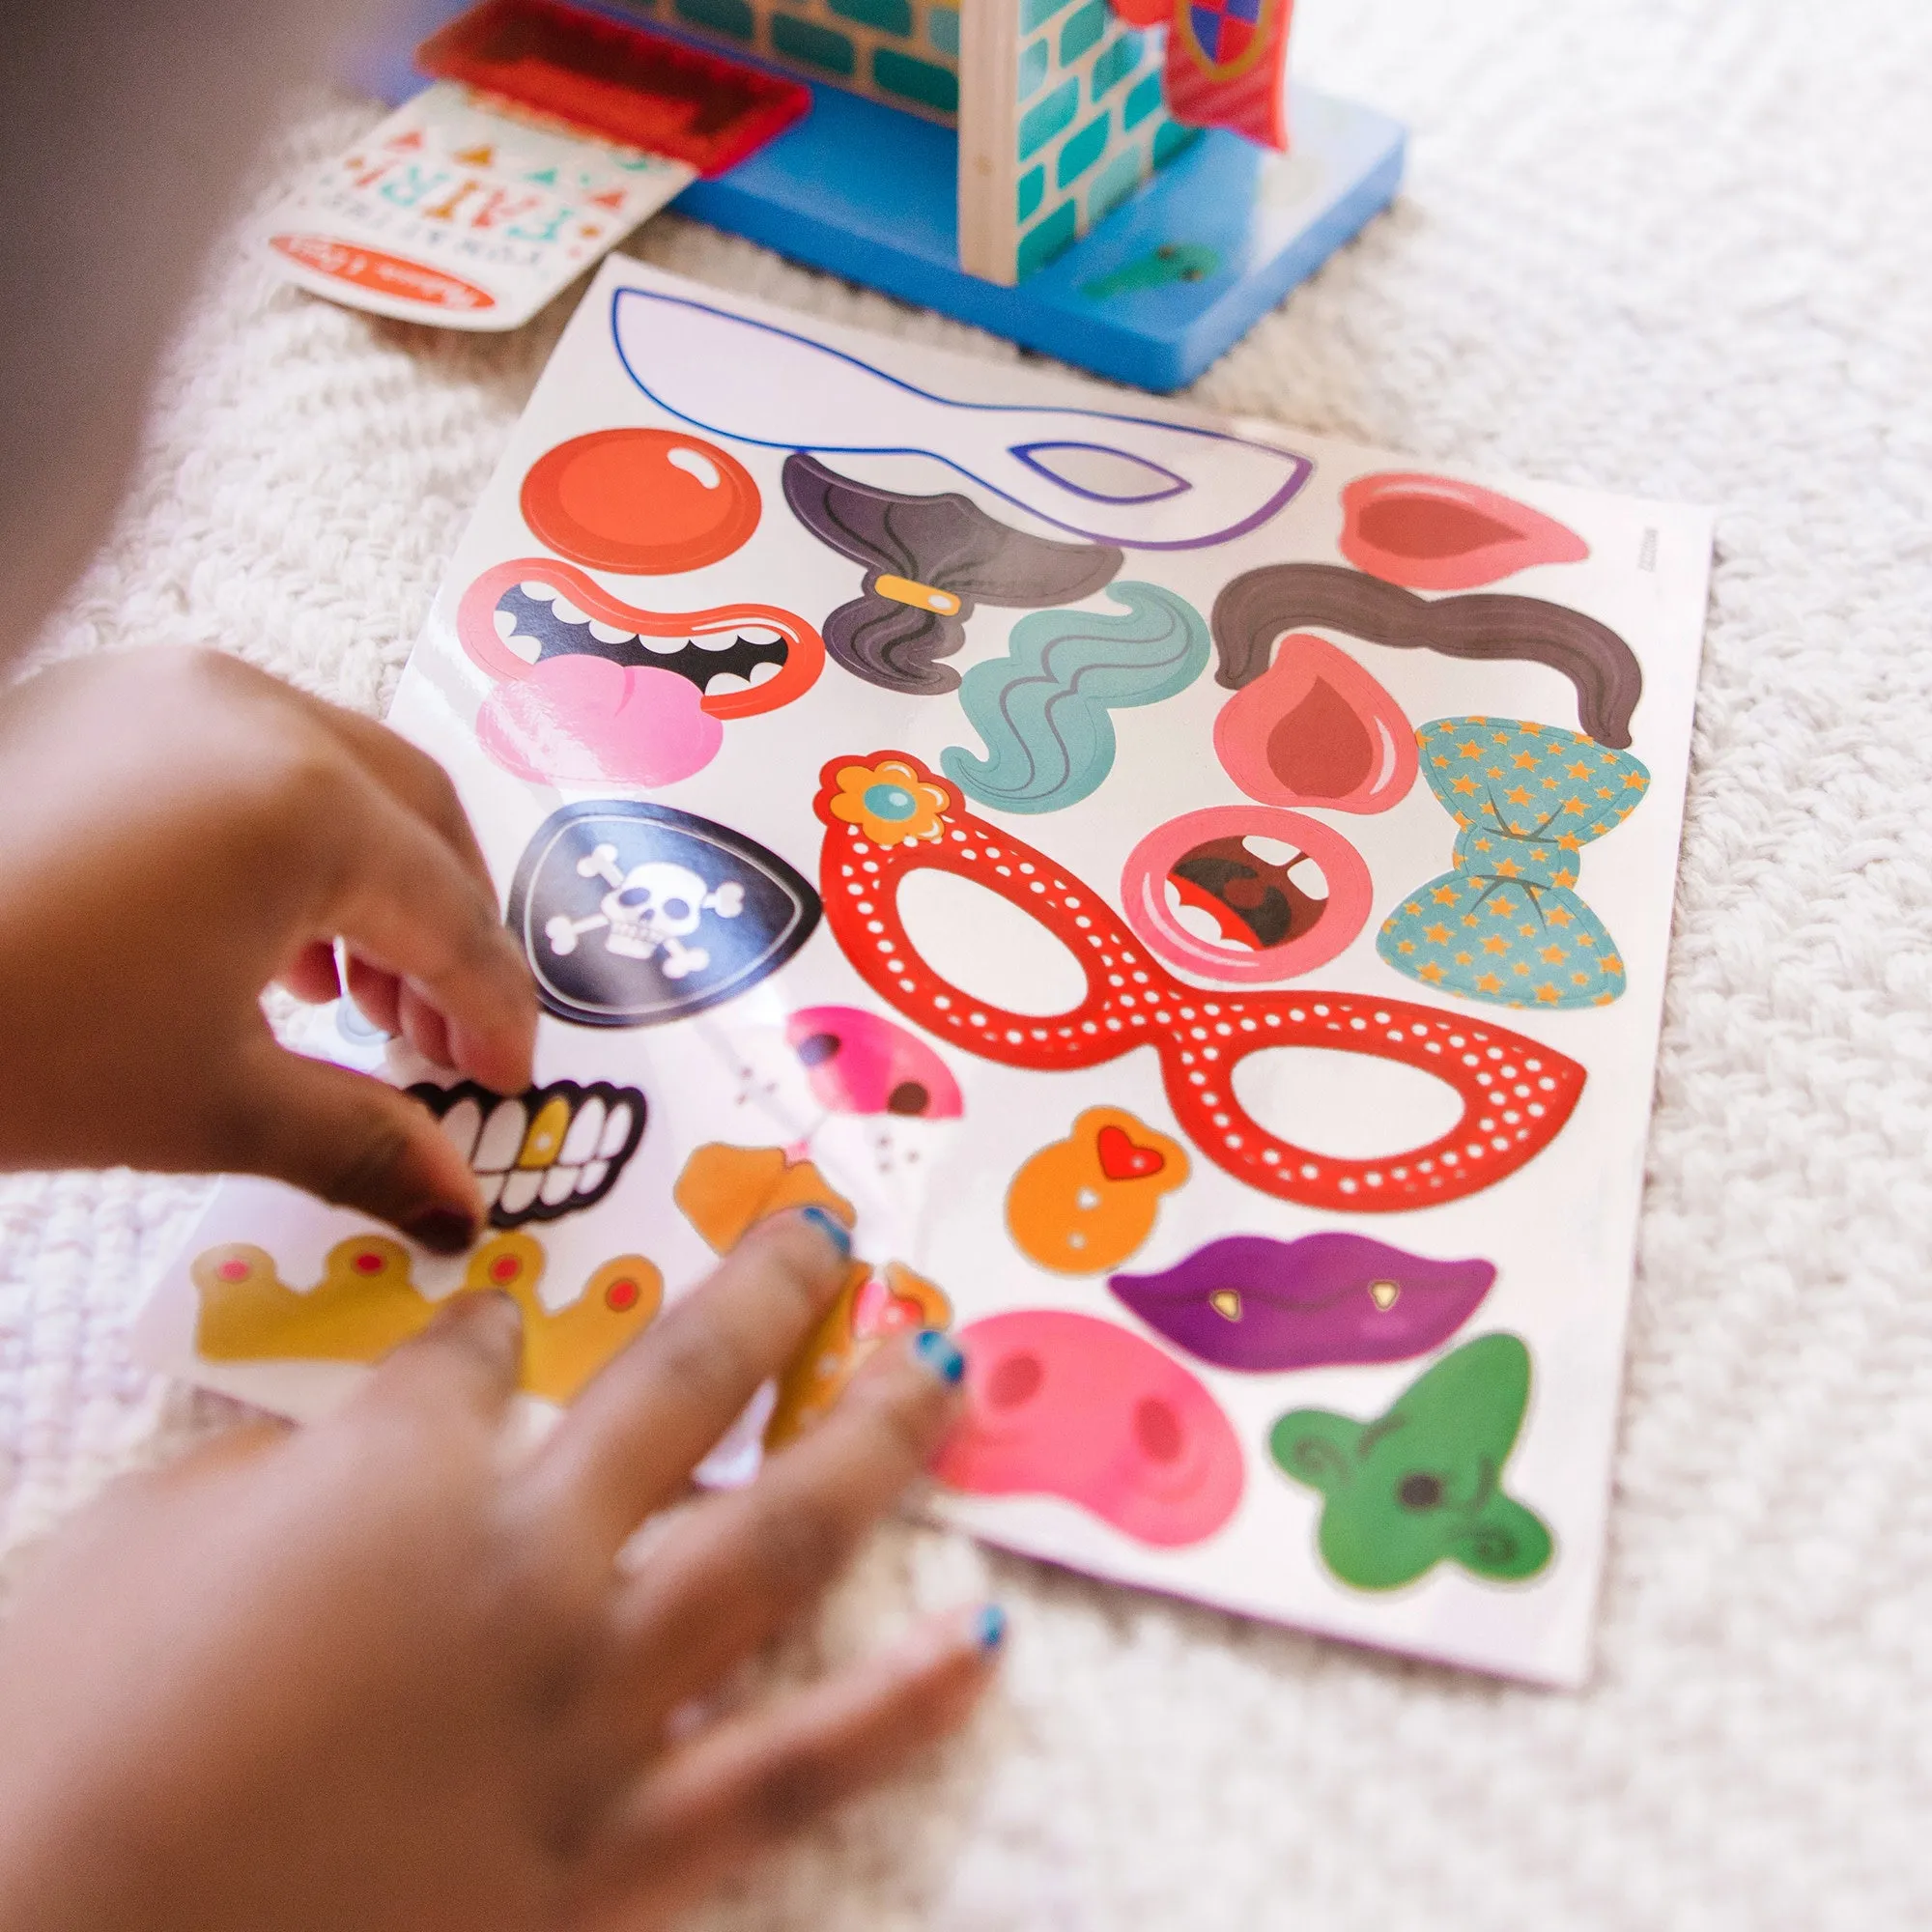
top-left (1377, 718), bottom-right (1649, 1010)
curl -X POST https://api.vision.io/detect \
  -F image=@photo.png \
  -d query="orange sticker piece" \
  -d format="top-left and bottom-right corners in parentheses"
top-left (1006, 1106), bottom-right (1190, 1275)
top-left (191, 1231), bottom-right (660, 1406)
top-left (672, 1142), bottom-right (855, 1253)
top-left (671, 1143), bottom-right (951, 1450)
top-left (765, 1260), bottom-right (952, 1450)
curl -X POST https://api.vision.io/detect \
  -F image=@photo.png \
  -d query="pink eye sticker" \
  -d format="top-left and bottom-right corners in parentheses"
top-left (783, 1005), bottom-right (964, 1122)
top-left (1121, 806), bottom-right (1373, 984)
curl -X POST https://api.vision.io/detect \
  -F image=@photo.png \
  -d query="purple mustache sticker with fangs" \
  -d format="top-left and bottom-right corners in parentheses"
top-left (1108, 1234), bottom-right (1495, 1373)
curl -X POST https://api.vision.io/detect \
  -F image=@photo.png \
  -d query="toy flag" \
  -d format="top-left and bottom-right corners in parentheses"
top-left (1162, 0), bottom-right (1294, 152)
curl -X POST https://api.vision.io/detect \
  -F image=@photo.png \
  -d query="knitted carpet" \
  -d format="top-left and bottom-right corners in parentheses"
top-left (5, 0), bottom-right (1929, 1922)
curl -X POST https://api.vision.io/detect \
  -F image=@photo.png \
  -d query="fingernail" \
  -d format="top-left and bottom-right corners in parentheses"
top-left (797, 1205), bottom-right (852, 1260)
top-left (440, 1289), bottom-right (523, 1358)
top-left (406, 1207), bottom-right (477, 1255)
top-left (443, 1286), bottom-right (521, 1329)
top-left (912, 1327), bottom-right (965, 1386)
top-left (974, 1603), bottom-right (1008, 1653)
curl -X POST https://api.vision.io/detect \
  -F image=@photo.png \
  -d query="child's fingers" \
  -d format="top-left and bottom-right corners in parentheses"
top-left (322, 780), bottom-right (537, 1098)
top-left (277, 939), bottom-right (341, 1005)
top-left (290, 689), bottom-right (498, 898)
top-left (396, 982), bottom-right (455, 1070)
top-left (355, 1287), bottom-right (526, 1423)
top-left (343, 955), bottom-right (404, 1037)
top-left (592, 1335), bottom-right (966, 1760)
top-left (581, 1606), bottom-right (1000, 1926)
top-left (518, 1211), bottom-right (854, 1563)
top-left (213, 1033), bottom-right (486, 1251)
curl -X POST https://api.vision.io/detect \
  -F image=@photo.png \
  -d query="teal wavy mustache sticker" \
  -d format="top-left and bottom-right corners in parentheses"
top-left (940, 583), bottom-right (1209, 814)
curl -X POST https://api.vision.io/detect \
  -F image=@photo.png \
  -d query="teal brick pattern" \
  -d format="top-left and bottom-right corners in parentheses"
top-left (832, 0), bottom-right (911, 34)
top-left (1017, 36), bottom-right (1049, 101)
top-left (772, 11), bottom-right (856, 72)
top-left (873, 44), bottom-right (958, 111)
top-left (1058, 0), bottom-right (1105, 65)
top-left (675, 0), bottom-right (753, 39)
top-left (1016, 199), bottom-right (1078, 278)
top-left (1018, 78), bottom-right (1078, 160)
top-left (1056, 108), bottom-right (1110, 189)
top-left (1021, 0), bottom-right (1075, 32)
top-left (1009, 12), bottom-right (1190, 281)
top-left (1122, 67), bottom-right (1163, 130)
top-left (668, 0), bottom-right (959, 124)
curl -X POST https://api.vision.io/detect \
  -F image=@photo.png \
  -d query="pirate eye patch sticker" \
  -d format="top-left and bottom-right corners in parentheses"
top-left (505, 801), bottom-right (820, 1027)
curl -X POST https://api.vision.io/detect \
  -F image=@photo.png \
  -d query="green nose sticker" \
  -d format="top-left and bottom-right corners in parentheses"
top-left (1268, 1333), bottom-right (1553, 1591)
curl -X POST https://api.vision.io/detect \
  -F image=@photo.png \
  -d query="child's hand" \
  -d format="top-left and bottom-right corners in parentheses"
top-left (0, 648), bottom-right (538, 1245)
top-left (0, 1212), bottom-right (993, 1932)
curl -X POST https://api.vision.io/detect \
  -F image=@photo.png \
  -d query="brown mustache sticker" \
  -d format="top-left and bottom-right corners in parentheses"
top-left (1209, 563), bottom-right (1643, 749)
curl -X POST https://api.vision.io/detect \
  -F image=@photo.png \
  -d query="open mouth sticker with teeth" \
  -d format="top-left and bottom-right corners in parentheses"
top-left (456, 557), bottom-right (824, 788)
top-left (407, 1078), bottom-right (646, 1227)
top-left (508, 799), bottom-right (820, 1028)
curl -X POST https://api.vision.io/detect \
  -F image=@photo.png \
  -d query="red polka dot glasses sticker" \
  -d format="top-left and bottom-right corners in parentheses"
top-left (812, 749), bottom-right (1586, 1213)
top-left (1120, 806), bottom-right (1373, 985)
top-left (521, 429), bottom-right (760, 575)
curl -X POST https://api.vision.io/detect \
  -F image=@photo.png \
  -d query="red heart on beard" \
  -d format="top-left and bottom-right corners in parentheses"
top-left (852, 1273), bottom-right (925, 1340)
top-left (1095, 1124), bottom-right (1164, 1181)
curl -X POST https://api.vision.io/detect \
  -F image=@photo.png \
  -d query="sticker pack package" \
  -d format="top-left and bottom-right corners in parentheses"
top-left (134, 260), bottom-right (1714, 1686)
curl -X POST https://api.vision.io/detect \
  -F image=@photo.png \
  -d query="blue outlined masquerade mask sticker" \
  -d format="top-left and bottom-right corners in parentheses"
top-left (611, 287), bottom-right (1313, 551)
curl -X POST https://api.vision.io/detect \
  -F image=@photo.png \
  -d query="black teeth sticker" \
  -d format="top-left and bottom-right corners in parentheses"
top-left (407, 1078), bottom-right (647, 1228)
top-left (495, 585), bottom-right (790, 690)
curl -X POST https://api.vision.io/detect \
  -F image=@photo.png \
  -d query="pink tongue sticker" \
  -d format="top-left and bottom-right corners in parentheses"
top-left (475, 655), bottom-right (723, 787)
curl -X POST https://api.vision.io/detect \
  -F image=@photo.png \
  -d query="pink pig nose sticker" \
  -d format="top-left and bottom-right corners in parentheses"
top-left (933, 1310), bottom-right (1244, 1548)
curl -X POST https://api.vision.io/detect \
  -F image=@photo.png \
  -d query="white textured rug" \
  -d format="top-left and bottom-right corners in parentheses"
top-left (6, 0), bottom-right (1930, 1922)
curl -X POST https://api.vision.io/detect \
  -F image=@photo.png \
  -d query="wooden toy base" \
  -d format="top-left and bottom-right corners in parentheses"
top-left (353, 7), bottom-right (1404, 391)
top-left (675, 80), bottom-right (1404, 391)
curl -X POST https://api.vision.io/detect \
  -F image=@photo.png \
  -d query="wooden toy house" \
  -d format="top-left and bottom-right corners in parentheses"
top-left (361, 0), bottom-right (1405, 386)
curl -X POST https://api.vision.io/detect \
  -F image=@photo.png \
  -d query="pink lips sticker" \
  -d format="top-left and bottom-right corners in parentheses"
top-left (934, 1309), bottom-right (1243, 1548)
top-left (1339, 472), bottom-right (1590, 591)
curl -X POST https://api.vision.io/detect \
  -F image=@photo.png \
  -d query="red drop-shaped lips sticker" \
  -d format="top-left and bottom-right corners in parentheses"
top-left (1213, 632), bottom-right (1417, 814)
top-left (1339, 472), bottom-right (1589, 590)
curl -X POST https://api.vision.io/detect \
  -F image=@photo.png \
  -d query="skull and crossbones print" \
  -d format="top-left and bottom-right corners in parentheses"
top-left (544, 842), bottom-right (745, 980)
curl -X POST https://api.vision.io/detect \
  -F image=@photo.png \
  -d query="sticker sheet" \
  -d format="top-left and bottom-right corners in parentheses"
top-left (135, 261), bottom-right (1713, 1686)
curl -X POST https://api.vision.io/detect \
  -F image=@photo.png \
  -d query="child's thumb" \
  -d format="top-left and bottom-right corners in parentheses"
top-left (221, 1042), bottom-right (484, 1253)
